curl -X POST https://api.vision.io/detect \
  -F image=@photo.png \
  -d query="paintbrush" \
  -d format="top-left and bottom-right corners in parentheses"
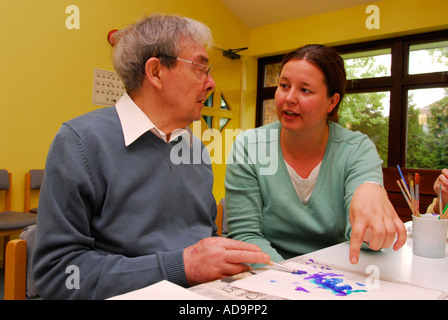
top-left (442, 203), bottom-right (448, 219)
top-left (415, 173), bottom-right (420, 216)
top-left (268, 261), bottom-right (297, 273)
top-left (397, 165), bottom-right (409, 192)
top-left (397, 180), bottom-right (419, 216)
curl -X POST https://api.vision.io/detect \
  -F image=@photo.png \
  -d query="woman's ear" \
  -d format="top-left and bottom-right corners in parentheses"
top-left (144, 57), bottom-right (163, 90)
top-left (327, 92), bottom-right (340, 113)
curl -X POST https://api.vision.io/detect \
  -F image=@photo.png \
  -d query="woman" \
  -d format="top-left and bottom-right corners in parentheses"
top-left (225, 44), bottom-right (406, 266)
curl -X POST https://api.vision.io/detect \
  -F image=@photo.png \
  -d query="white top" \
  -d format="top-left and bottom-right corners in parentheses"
top-left (285, 160), bottom-right (322, 203)
top-left (115, 92), bottom-right (192, 146)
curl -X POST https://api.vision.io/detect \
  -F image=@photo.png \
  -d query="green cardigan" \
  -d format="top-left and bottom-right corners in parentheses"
top-left (225, 121), bottom-right (383, 263)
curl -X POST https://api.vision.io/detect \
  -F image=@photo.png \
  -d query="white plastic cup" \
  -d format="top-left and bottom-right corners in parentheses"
top-left (412, 214), bottom-right (448, 258)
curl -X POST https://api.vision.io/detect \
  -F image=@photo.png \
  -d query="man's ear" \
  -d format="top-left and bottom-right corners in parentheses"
top-left (144, 57), bottom-right (163, 90)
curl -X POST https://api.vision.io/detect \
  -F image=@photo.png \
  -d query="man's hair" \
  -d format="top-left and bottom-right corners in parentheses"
top-left (112, 13), bottom-right (213, 93)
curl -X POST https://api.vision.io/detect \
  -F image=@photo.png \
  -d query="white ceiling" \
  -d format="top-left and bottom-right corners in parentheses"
top-left (219, 0), bottom-right (378, 28)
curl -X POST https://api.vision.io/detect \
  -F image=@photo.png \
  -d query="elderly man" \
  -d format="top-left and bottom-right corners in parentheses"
top-left (33, 14), bottom-right (269, 300)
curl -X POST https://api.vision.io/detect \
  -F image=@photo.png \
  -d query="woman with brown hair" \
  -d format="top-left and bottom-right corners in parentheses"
top-left (225, 44), bottom-right (406, 266)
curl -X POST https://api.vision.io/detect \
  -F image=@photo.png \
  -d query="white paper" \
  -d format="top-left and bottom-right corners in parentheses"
top-left (231, 260), bottom-right (446, 300)
top-left (108, 280), bottom-right (210, 300)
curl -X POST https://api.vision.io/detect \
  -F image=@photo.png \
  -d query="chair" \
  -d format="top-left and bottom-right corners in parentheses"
top-left (4, 224), bottom-right (38, 300)
top-left (24, 169), bottom-right (44, 213)
top-left (4, 239), bottom-right (26, 299)
top-left (0, 170), bottom-right (37, 268)
top-left (216, 202), bottom-right (223, 236)
top-left (215, 198), bottom-right (228, 237)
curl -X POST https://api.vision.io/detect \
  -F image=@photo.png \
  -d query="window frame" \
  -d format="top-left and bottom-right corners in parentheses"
top-left (256, 29), bottom-right (448, 168)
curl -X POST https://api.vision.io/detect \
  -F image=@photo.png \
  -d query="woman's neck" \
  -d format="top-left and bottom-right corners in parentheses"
top-left (280, 122), bottom-right (329, 178)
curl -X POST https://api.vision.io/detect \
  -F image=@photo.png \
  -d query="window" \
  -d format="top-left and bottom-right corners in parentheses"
top-left (256, 55), bottom-right (283, 126)
top-left (256, 30), bottom-right (448, 169)
top-left (340, 91), bottom-right (390, 164)
top-left (409, 40), bottom-right (448, 75)
top-left (343, 48), bottom-right (391, 79)
top-left (201, 90), bottom-right (235, 132)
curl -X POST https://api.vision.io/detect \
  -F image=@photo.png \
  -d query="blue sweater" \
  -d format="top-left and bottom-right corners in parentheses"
top-left (32, 107), bottom-right (216, 299)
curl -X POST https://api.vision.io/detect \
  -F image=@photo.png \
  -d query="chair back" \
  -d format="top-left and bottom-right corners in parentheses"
top-left (28, 170), bottom-right (44, 189)
top-left (24, 170), bottom-right (44, 213)
top-left (0, 170), bottom-right (12, 211)
top-left (0, 169), bottom-right (10, 190)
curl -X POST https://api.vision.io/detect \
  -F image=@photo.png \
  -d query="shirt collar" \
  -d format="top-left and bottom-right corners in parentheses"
top-left (115, 92), bottom-right (193, 146)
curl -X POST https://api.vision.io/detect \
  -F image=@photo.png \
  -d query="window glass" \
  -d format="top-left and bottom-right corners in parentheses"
top-left (220, 95), bottom-right (230, 110)
top-left (202, 115), bottom-right (213, 129)
top-left (264, 63), bottom-right (282, 87)
top-left (406, 87), bottom-right (448, 169)
top-left (341, 49), bottom-right (391, 80)
top-left (339, 92), bottom-right (390, 165)
top-left (409, 41), bottom-right (448, 75)
top-left (219, 118), bottom-right (230, 131)
top-left (204, 93), bottom-right (213, 107)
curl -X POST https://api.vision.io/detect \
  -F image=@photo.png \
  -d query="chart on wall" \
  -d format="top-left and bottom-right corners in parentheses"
top-left (92, 68), bottom-right (125, 107)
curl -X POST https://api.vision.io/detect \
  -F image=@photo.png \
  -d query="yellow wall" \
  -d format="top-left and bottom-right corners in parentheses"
top-left (1, 0), bottom-right (447, 212)
top-left (249, 0), bottom-right (448, 56)
top-left (0, 0), bottom-right (249, 211)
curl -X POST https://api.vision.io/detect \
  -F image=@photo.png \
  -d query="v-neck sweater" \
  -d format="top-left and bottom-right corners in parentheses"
top-left (33, 106), bottom-right (216, 299)
top-left (225, 121), bottom-right (383, 263)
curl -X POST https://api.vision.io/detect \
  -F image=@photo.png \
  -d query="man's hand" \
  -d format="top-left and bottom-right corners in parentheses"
top-left (349, 183), bottom-right (407, 264)
top-left (183, 237), bottom-right (271, 286)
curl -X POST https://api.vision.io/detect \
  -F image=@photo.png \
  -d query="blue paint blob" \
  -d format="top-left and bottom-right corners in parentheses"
top-left (295, 286), bottom-right (310, 293)
top-left (304, 273), bottom-right (367, 296)
top-left (292, 270), bottom-right (307, 275)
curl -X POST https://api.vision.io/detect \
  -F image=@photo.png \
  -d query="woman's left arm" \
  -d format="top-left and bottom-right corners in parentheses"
top-left (343, 135), bottom-right (407, 264)
top-left (349, 183), bottom-right (407, 264)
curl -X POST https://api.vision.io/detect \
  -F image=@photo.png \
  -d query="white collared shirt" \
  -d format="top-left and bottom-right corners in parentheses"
top-left (115, 92), bottom-right (192, 146)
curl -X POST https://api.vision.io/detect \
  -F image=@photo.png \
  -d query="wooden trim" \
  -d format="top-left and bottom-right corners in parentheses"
top-left (383, 167), bottom-right (441, 222)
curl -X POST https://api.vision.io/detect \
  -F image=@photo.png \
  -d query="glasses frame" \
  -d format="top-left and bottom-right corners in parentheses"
top-left (158, 55), bottom-right (212, 77)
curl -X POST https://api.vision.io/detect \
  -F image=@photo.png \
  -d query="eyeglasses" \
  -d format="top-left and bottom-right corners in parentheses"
top-left (158, 55), bottom-right (212, 77)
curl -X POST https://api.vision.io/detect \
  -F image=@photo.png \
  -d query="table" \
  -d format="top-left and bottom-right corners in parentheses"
top-left (111, 222), bottom-right (447, 300)
top-left (190, 222), bottom-right (448, 299)
top-left (300, 239), bottom-right (448, 294)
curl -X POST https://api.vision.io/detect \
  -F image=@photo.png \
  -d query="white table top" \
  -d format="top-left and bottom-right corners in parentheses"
top-left (189, 222), bottom-right (448, 299)
top-left (296, 223), bottom-right (448, 293)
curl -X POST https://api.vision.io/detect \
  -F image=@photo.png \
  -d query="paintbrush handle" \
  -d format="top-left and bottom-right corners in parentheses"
top-left (268, 261), bottom-right (296, 273)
